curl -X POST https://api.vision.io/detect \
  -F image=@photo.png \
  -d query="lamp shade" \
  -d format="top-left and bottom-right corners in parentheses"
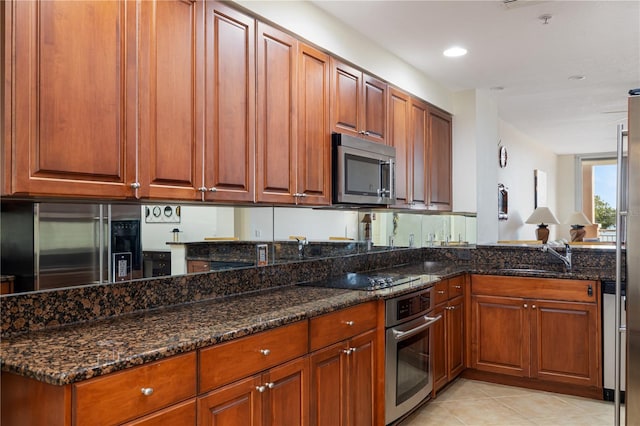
top-left (525, 207), bottom-right (559, 225)
top-left (564, 211), bottom-right (592, 226)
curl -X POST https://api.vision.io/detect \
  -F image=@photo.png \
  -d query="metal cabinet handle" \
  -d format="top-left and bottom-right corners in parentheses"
top-left (198, 187), bottom-right (208, 192)
top-left (343, 348), bottom-right (353, 355)
top-left (208, 187), bottom-right (217, 192)
top-left (344, 320), bottom-right (354, 326)
top-left (141, 387), bottom-right (154, 396)
top-left (266, 382), bottom-right (275, 389)
top-left (130, 182), bottom-right (141, 189)
top-left (532, 305), bottom-right (537, 309)
top-left (524, 304), bottom-right (528, 308)
top-left (256, 385), bottom-right (266, 393)
top-left (454, 285), bottom-right (462, 289)
top-left (260, 349), bottom-right (271, 356)
top-left (437, 290), bottom-right (445, 294)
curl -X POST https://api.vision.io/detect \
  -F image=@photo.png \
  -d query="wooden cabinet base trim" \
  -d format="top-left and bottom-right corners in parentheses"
top-left (460, 369), bottom-right (603, 400)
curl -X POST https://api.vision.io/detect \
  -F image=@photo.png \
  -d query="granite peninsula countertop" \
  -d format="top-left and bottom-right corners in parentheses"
top-left (0, 260), bottom-right (612, 387)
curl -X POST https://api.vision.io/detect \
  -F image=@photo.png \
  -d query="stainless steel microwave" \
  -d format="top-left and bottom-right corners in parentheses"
top-left (332, 133), bottom-right (396, 205)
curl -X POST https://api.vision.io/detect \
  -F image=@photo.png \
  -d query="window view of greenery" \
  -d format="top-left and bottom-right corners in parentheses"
top-left (593, 162), bottom-right (617, 241)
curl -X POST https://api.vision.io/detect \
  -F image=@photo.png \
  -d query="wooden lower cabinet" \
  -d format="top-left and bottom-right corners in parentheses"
top-left (309, 329), bottom-right (376, 426)
top-left (433, 276), bottom-right (466, 394)
top-left (198, 357), bottom-right (308, 426)
top-left (469, 275), bottom-right (601, 391)
top-left (123, 399), bottom-right (196, 426)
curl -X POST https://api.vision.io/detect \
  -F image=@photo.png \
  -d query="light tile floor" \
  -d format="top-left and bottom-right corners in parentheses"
top-left (400, 378), bottom-right (623, 426)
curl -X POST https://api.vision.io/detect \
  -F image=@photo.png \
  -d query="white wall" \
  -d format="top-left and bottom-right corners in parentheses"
top-left (141, 205), bottom-right (234, 251)
top-left (452, 90), bottom-right (478, 213)
top-left (497, 120), bottom-right (559, 242)
top-left (234, 0), bottom-right (453, 112)
top-left (556, 154), bottom-right (577, 241)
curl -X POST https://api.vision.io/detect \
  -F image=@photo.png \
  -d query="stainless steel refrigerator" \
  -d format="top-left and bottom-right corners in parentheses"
top-left (620, 93), bottom-right (640, 424)
top-left (1, 202), bottom-right (140, 292)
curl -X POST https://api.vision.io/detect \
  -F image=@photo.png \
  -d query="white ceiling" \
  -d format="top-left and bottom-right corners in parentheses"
top-left (311, 0), bottom-right (640, 155)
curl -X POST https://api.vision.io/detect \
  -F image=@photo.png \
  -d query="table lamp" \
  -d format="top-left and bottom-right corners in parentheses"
top-left (525, 207), bottom-right (559, 243)
top-left (565, 211), bottom-right (592, 242)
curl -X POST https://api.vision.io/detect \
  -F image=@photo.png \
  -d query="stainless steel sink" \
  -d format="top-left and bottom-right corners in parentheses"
top-left (499, 268), bottom-right (558, 275)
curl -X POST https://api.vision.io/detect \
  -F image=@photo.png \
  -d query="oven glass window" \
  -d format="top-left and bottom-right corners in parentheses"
top-left (396, 328), bottom-right (430, 405)
top-left (345, 154), bottom-right (380, 196)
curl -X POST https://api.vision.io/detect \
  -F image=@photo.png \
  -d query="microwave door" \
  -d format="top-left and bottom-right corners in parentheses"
top-left (379, 158), bottom-right (395, 203)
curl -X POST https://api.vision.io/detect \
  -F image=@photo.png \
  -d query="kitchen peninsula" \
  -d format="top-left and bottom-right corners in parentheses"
top-left (1, 245), bottom-right (620, 425)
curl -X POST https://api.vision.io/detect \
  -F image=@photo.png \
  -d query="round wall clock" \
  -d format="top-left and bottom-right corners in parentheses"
top-left (499, 146), bottom-right (508, 168)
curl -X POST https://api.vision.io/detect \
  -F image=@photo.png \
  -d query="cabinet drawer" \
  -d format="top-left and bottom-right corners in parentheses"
top-left (448, 275), bottom-right (464, 299)
top-left (471, 275), bottom-right (598, 303)
top-left (187, 260), bottom-right (210, 273)
top-left (73, 352), bottom-right (196, 426)
top-left (433, 280), bottom-right (449, 305)
top-left (309, 302), bottom-right (377, 351)
top-left (122, 399), bottom-right (196, 426)
top-left (199, 321), bottom-right (308, 393)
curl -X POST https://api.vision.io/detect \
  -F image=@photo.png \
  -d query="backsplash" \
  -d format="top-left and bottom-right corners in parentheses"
top-left (0, 245), bottom-right (621, 338)
top-left (0, 248), bottom-right (423, 338)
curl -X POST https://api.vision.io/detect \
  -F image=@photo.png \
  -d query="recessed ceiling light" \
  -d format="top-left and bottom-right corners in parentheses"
top-left (443, 46), bottom-right (467, 58)
top-left (568, 75), bottom-right (586, 81)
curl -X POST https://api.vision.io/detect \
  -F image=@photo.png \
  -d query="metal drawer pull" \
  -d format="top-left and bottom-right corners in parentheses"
top-left (437, 290), bottom-right (445, 294)
top-left (130, 182), bottom-right (141, 189)
top-left (260, 349), bottom-right (271, 356)
top-left (344, 320), bottom-right (354, 326)
top-left (141, 387), bottom-right (154, 396)
top-left (208, 187), bottom-right (217, 192)
top-left (454, 285), bottom-right (462, 289)
top-left (198, 187), bottom-right (208, 192)
top-left (343, 347), bottom-right (356, 355)
top-left (256, 385), bottom-right (266, 393)
top-left (266, 382), bottom-right (275, 389)
top-left (392, 315), bottom-right (442, 341)
top-left (524, 304), bottom-right (528, 308)
top-left (532, 305), bottom-right (537, 309)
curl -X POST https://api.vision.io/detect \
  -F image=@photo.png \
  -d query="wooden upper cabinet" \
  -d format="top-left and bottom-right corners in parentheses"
top-left (428, 108), bottom-right (452, 211)
top-left (297, 43), bottom-right (331, 206)
top-left (387, 87), bottom-right (411, 205)
top-left (256, 22), bottom-right (297, 204)
top-left (138, 0), bottom-right (204, 201)
top-left (203, 1), bottom-right (255, 202)
top-left (330, 59), bottom-right (386, 144)
top-left (7, 0), bottom-right (137, 198)
top-left (410, 98), bottom-right (429, 205)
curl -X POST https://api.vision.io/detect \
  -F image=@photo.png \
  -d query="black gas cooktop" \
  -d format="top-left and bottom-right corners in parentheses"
top-left (299, 272), bottom-right (420, 291)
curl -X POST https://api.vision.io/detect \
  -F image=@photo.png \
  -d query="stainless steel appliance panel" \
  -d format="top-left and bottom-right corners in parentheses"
top-left (626, 94), bottom-right (640, 424)
top-left (36, 203), bottom-right (108, 290)
top-left (385, 287), bottom-right (439, 425)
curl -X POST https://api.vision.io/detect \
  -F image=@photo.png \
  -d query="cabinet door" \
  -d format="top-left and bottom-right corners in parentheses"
top-left (297, 43), bottom-right (331, 206)
top-left (331, 59), bottom-right (361, 137)
top-left (471, 295), bottom-right (530, 377)
top-left (123, 399), bottom-right (196, 426)
top-left (256, 22), bottom-right (297, 204)
top-left (431, 304), bottom-right (448, 394)
top-left (387, 87), bottom-right (411, 205)
top-left (531, 300), bottom-right (600, 387)
top-left (9, 0), bottom-right (137, 198)
top-left (347, 330), bottom-right (376, 426)
top-left (198, 375), bottom-right (262, 426)
top-left (138, 0), bottom-right (204, 201)
top-left (410, 98), bottom-right (429, 205)
top-left (263, 357), bottom-right (309, 426)
top-left (309, 342), bottom-right (346, 426)
top-left (204, 2), bottom-right (255, 202)
top-left (427, 108), bottom-right (452, 211)
top-left (447, 296), bottom-right (465, 380)
top-left (362, 74), bottom-right (387, 144)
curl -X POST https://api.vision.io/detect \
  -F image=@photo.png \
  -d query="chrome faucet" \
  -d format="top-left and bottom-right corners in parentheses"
top-left (295, 237), bottom-right (308, 259)
top-left (542, 243), bottom-right (572, 271)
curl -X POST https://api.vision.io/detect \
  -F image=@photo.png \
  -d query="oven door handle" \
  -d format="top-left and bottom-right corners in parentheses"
top-left (392, 315), bottom-right (442, 341)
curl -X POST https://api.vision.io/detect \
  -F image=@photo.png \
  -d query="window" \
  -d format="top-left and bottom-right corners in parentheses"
top-left (576, 154), bottom-right (624, 242)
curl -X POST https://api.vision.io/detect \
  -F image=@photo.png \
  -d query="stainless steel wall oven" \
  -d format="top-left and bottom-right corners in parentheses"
top-left (385, 286), bottom-right (440, 424)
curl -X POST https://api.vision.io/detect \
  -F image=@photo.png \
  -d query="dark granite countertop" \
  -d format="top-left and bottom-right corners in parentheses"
top-left (0, 260), bottom-right (611, 387)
